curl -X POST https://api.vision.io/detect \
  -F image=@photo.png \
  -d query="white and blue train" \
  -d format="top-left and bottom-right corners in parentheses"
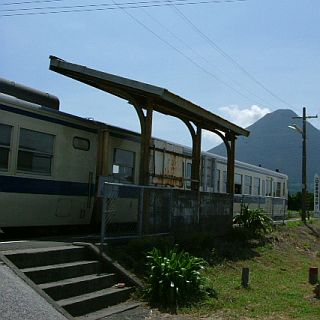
top-left (0, 79), bottom-right (288, 228)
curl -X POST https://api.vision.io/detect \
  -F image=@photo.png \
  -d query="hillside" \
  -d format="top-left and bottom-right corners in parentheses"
top-left (209, 109), bottom-right (320, 193)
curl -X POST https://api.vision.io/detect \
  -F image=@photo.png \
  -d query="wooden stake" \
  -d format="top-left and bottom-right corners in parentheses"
top-left (309, 267), bottom-right (318, 284)
top-left (241, 267), bottom-right (250, 288)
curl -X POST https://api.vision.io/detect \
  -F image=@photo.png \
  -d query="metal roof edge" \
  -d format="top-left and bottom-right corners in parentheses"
top-left (49, 56), bottom-right (165, 97)
top-left (162, 89), bottom-right (249, 137)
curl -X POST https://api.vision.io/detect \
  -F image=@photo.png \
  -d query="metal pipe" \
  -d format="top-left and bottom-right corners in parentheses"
top-left (0, 77), bottom-right (59, 110)
top-left (302, 107), bottom-right (307, 222)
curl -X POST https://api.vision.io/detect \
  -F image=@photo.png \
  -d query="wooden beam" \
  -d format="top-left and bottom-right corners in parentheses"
top-left (191, 126), bottom-right (202, 191)
top-left (226, 133), bottom-right (235, 195)
top-left (134, 105), bottom-right (153, 186)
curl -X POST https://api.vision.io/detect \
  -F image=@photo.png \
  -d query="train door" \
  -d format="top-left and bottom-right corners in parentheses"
top-left (183, 159), bottom-right (192, 190)
top-left (201, 156), bottom-right (215, 193)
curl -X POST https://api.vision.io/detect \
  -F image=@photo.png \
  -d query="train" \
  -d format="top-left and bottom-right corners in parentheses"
top-left (0, 79), bottom-right (288, 229)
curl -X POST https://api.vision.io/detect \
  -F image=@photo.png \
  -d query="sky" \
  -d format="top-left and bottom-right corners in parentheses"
top-left (1, 0), bottom-right (320, 151)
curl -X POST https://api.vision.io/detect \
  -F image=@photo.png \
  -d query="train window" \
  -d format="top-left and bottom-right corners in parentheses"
top-left (185, 163), bottom-right (192, 189)
top-left (201, 158), bottom-right (205, 188)
top-left (244, 175), bottom-right (252, 195)
top-left (262, 180), bottom-right (266, 196)
top-left (73, 137), bottom-right (90, 151)
top-left (253, 177), bottom-right (260, 195)
top-left (235, 174), bottom-right (242, 194)
top-left (266, 178), bottom-right (272, 196)
top-left (276, 182), bottom-right (281, 197)
top-left (17, 128), bottom-right (54, 175)
top-left (204, 159), bottom-right (214, 189)
top-left (215, 169), bottom-right (220, 192)
top-left (0, 124), bottom-right (12, 170)
top-left (113, 148), bottom-right (135, 183)
top-left (282, 182), bottom-right (286, 197)
top-left (222, 171), bottom-right (227, 193)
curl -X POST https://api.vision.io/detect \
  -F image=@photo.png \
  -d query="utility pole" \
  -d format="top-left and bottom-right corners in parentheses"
top-left (292, 107), bottom-right (317, 222)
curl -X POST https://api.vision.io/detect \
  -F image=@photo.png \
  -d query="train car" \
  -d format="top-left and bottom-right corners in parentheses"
top-left (147, 140), bottom-right (288, 218)
top-left (145, 136), bottom-right (288, 217)
top-left (208, 153), bottom-right (287, 218)
top-left (0, 92), bottom-right (99, 227)
top-left (0, 79), bottom-right (287, 229)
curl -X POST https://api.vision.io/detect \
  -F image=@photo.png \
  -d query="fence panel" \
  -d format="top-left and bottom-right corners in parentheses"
top-left (101, 183), bottom-right (233, 241)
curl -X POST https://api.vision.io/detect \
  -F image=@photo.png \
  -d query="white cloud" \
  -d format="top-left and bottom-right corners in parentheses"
top-left (202, 129), bottom-right (225, 146)
top-left (202, 105), bottom-right (271, 150)
top-left (218, 105), bottom-right (271, 128)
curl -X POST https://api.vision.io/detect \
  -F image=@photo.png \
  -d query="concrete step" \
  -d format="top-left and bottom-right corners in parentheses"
top-left (21, 260), bottom-right (102, 284)
top-left (39, 273), bottom-right (118, 300)
top-left (75, 302), bottom-right (142, 320)
top-left (4, 245), bottom-right (91, 268)
top-left (58, 286), bottom-right (134, 317)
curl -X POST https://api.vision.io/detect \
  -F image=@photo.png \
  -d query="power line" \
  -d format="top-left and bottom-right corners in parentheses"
top-left (2, 0), bottom-right (277, 108)
top-left (1, 0), bottom-right (247, 6)
top-left (106, 0), bottom-right (275, 104)
top-left (172, 5), bottom-right (296, 109)
top-left (1, 0), bottom-right (249, 16)
top-left (141, 7), bottom-right (276, 108)
top-left (1, 0), bottom-right (64, 5)
top-left (2, 0), bottom-right (285, 111)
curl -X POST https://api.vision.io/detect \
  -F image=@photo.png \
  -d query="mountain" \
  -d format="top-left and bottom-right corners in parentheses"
top-left (209, 109), bottom-right (320, 193)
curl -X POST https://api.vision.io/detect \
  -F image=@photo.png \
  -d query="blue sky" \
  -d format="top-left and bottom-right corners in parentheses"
top-left (1, 0), bottom-right (320, 150)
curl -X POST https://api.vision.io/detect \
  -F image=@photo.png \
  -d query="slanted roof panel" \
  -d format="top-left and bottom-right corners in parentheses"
top-left (49, 56), bottom-right (249, 137)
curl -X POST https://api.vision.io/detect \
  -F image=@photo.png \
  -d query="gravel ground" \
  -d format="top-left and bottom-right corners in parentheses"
top-left (0, 262), bottom-right (67, 320)
top-left (105, 305), bottom-right (224, 320)
top-left (105, 306), bottom-right (193, 320)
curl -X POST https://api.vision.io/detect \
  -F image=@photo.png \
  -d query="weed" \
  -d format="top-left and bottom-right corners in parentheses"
top-left (145, 246), bottom-right (209, 309)
top-left (233, 204), bottom-right (273, 236)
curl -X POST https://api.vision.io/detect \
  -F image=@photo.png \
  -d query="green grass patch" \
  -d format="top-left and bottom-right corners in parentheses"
top-left (106, 221), bottom-right (320, 320)
top-left (182, 221), bottom-right (320, 320)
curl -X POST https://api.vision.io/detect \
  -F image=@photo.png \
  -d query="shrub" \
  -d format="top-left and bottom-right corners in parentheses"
top-left (233, 205), bottom-right (273, 235)
top-left (145, 246), bottom-right (207, 309)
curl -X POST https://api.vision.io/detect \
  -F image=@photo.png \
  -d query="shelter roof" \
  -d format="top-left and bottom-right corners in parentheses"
top-left (49, 56), bottom-right (249, 137)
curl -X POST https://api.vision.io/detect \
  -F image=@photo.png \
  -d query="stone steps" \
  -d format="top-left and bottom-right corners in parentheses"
top-left (4, 244), bottom-right (138, 319)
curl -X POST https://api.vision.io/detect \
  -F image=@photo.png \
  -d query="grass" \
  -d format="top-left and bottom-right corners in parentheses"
top-left (183, 220), bottom-right (320, 320)
top-left (106, 220), bottom-right (320, 320)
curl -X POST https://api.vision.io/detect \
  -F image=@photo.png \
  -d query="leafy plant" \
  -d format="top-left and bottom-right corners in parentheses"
top-left (145, 246), bottom-right (208, 309)
top-left (233, 204), bottom-right (273, 235)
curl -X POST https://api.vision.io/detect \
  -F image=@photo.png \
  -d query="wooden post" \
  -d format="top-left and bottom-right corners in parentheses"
top-left (134, 103), bottom-right (153, 235)
top-left (314, 283), bottom-right (320, 299)
top-left (309, 267), bottom-right (318, 284)
top-left (226, 133), bottom-right (235, 195)
top-left (191, 126), bottom-right (201, 191)
top-left (139, 106), bottom-right (153, 186)
top-left (241, 267), bottom-right (250, 288)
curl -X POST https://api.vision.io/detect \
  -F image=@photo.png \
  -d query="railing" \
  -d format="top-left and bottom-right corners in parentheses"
top-left (99, 182), bottom-right (233, 245)
top-left (234, 194), bottom-right (287, 221)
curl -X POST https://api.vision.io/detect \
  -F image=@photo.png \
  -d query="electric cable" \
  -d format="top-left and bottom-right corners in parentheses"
top-left (172, 5), bottom-right (295, 109)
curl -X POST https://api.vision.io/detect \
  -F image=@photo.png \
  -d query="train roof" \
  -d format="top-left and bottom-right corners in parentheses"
top-left (0, 93), bottom-right (99, 132)
top-left (0, 77), bottom-right (59, 110)
top-left (206, 151), bottom-right (288, 179)
top-left (152, 134), bottom-right (288, 179)
top-left (1, 92), bottom-right (286, 179)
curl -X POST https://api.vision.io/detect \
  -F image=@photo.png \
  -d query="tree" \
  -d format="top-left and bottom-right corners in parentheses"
top-left (288, 192), bottom-right (314, 212)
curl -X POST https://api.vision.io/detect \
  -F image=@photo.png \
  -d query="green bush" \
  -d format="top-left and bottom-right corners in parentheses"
top-left (233, 205), bottom-right (273, 235)
top-left (145, 247), bottom-right (208, 309)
